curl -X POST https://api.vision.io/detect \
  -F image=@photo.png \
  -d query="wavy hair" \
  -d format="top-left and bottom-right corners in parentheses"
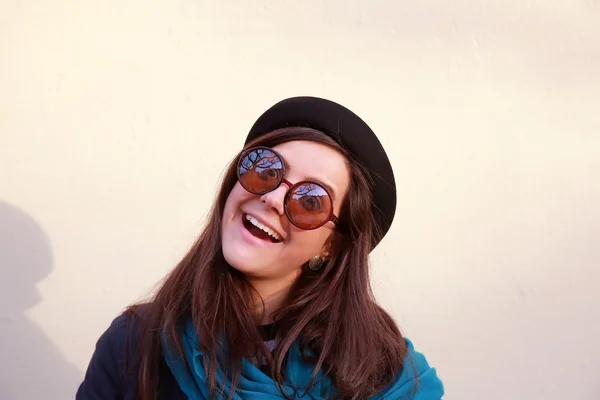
top-left (128, 127), bottom-right (407, 399)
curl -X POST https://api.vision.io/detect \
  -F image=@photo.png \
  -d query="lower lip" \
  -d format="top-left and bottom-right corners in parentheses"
top-left (239, 214), bottom-right (280, 247)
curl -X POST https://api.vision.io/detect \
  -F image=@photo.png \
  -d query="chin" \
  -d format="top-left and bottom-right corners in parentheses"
top-left (222, 242), bottom-right (266, 275)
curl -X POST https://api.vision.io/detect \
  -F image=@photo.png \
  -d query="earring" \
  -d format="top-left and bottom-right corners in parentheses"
top-left (308, 255), bottom-right (324, 271)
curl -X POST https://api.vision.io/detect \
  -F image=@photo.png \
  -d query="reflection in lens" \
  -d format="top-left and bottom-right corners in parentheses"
top-left (239, 148), bottom-right (283, 193)
top-left (287, 183), bottom-right (332, 229)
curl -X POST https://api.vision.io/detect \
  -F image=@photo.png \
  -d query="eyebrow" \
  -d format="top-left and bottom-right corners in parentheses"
top-left (279, 156), bottom-right (337, 201)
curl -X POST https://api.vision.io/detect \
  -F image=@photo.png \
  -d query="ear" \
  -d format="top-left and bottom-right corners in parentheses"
top-left (320, 233), bottom-right (335, 258)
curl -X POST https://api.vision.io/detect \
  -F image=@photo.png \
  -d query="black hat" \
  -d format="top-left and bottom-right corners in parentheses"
top-left (245, 96), bottom-right (396, 250)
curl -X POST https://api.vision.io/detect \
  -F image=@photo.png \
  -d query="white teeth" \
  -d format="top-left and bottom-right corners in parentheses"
top-left (246, 214), bottom-right (281, 241)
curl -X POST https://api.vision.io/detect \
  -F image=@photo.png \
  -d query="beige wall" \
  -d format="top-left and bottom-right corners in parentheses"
top-left (1, 1), bottom-right (599, 399)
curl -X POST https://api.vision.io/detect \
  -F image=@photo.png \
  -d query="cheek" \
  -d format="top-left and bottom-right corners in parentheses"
top-left (224, 183), bottom-right (249, 212)
top-left (288, 228), bottom-right (331, 255)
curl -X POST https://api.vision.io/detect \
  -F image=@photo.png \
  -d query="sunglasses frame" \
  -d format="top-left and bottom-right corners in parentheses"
top-left (236, 146), bottom-right (340, 230)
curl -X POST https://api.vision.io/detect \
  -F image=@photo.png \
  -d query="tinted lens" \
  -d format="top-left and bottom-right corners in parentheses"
top-left (238, 148), bottom-right (284, 194)
top-left (286, 182), bottom-right (333, 229)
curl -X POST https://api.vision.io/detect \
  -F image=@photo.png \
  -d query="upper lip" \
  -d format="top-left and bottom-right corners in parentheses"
top-left (243, 211), bottom-right (285, 241)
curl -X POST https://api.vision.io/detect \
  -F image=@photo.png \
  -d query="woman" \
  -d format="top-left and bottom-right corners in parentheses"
top-left (77, 97), bottom-right (444, 399)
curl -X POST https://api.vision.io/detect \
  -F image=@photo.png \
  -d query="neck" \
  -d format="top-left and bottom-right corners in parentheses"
top-left (247, 275), bottom-right (297, 324)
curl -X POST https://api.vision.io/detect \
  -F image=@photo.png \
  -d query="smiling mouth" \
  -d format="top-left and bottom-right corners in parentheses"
top-left (242, 213), bottom-right (282, 243)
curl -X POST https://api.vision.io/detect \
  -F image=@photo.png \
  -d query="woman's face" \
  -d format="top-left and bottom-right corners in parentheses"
top-left (221, 140), bottom-right (350, 287)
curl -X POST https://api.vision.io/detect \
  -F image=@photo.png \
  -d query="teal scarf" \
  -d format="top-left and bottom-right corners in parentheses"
top-left (162, 320), bottom-right (444, 399)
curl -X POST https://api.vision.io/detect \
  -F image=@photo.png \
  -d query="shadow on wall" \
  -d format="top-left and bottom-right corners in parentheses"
top-left (0, 201), bottom-right (82, 399)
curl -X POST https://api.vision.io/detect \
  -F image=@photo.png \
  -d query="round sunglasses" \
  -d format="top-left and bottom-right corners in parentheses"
top-left (236, 146), bottom-right (339, 230)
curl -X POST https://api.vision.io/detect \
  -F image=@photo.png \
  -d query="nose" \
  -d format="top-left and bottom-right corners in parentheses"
top-left (260, 184), bottom-right (287, 216)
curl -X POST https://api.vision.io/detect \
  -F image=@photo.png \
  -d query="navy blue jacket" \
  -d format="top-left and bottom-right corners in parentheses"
top-left (76, 312), bottom-right (186, 400)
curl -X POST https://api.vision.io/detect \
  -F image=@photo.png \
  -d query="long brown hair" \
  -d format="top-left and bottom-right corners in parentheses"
top-left (128, 127), bottom-right (408, 399)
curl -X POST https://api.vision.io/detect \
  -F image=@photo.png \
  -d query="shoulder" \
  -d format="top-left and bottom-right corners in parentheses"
top-left (95, 306), bottom-right (145, 366)
top-left (76, 307), bottom-right (146, 399)
top-left (377, 338), bottom-right (445, 400)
